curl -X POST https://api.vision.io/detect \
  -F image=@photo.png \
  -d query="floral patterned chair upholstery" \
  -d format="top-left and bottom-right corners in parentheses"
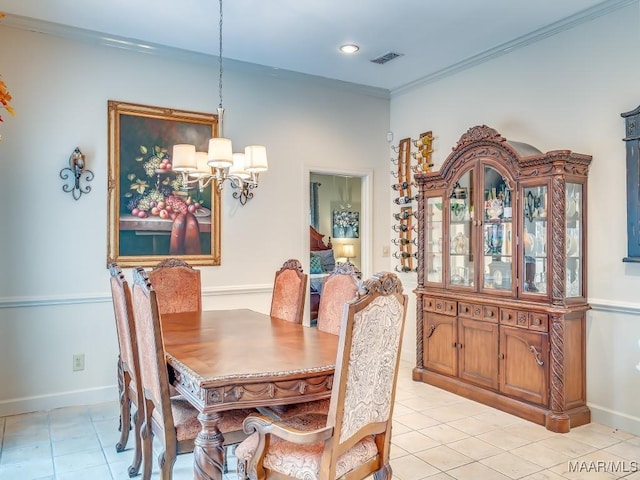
top-left (148, 258), bottom-right (201, 315)
top-left (270, 259), bottom-right (308, 324)
top-left (109, 263), bottom-right (143, 477)
top-left (238, 272), bottom-right (408, 480)
top-left (131, 267), bottom-right (254, 480)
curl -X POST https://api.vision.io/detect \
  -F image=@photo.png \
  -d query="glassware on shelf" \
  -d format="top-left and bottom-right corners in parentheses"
top-left (503, 189), bottom-right (513, 219)
top-left (524, 255), bottom-right (538, 292)
top-left (451, 231), bottom-right (468, 254)
top-left (486, 223), bottom-right (503, 256)
top-left (425, 196), bottom-right (444, 284)
top-left (450, 200), bottom-right (467, 221)
top-left (486, 198), bottom-right (504, 220)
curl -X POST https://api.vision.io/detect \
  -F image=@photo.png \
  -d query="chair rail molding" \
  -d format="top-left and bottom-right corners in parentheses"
top-left (0, 284), bottom-right (273, 309)
top-left (588, 298), bottom-right (640, 316)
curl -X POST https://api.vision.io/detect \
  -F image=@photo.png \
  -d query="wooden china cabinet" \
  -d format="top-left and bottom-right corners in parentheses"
top-left (412, 125), bottom-right (591, 433)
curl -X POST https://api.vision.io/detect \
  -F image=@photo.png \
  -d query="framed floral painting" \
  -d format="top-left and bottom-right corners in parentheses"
top-left (107, 101), bottom-right (221, 267)
top-left (332, 210), bottom-right (359, 238)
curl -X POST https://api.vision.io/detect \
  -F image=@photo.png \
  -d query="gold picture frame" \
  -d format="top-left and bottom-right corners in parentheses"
top-left (107, 101), bottom-right (221, 267)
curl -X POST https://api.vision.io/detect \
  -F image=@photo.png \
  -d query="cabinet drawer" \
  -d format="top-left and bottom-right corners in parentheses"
top-left (458, 302), bottom-right (473, 318)
top-left (500, 308), bottom-right (518, 326)
top-left (529, 313), bottom-right (548, 332)
top-left (435, 298), bottom-right (457, 316)
top-left (424, 296), bottom-right (457, 316)
top-left (424, 296), bottom-right (437, 312)
top-left (483, 305), bottom-right (499, 323)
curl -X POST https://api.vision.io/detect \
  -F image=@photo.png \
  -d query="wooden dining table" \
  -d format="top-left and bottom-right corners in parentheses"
top-left (161, 308), bottom-right (339, 480)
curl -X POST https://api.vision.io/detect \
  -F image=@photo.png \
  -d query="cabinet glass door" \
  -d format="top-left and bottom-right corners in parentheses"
top-left (426, 196), bottom-right (443, 283)
top-left (522, 185), bottom-right (548, 295)
top-left (449, 170), bottom-right (474, 287)
top-left (566, 183), bottom-right (582, 297)
top-left (482, 166), bottom-right (513, 291)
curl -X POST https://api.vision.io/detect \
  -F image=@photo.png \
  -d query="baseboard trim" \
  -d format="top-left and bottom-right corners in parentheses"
top-left (0, 385), bottom-right (119, 418)
top-left (587, 402), bottom-right (640, 436)
top-left (0, 284), bottom-right (273, 309)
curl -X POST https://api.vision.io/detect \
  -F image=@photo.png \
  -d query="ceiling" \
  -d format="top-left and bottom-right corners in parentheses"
top-left (0, 0), bottom-right (630, 93)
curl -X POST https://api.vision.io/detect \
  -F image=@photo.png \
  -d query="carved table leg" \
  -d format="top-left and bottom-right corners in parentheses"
top-left (193, 412), bottom-right (225, 480)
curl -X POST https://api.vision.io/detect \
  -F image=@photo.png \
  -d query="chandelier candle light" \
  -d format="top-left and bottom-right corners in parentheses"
top-left (170, 0), bottom-right (268, 206)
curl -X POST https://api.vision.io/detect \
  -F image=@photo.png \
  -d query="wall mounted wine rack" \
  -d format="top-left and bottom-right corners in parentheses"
top-left (390, 131), bottom-right (434, 273)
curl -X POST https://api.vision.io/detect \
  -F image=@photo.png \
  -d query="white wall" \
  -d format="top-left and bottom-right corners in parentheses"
top-left (0, 25), bottom-right (392, 415)
top-left (390, 3), bottom-right (640, 434)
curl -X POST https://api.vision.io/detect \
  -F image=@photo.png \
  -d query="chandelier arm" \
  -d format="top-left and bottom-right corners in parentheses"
top-left (197, 176), bottom-right (216, 191)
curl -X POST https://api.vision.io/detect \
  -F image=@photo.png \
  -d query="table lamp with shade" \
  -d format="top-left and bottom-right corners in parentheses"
top-left (342, 244), bottom-right (355, 263)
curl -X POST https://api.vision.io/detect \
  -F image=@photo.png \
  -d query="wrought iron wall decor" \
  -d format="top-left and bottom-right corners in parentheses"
top-left (60, 147), bottom-right (94, 200)
top-left (390, 131), bottom-right (434, 273)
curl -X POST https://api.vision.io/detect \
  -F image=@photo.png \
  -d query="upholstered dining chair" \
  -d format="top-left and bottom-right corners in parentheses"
top-left (317, 262), bottom-right (362, 335)
top-left (148, 258), bottom-right (201, 315)
top-left (237, 272), bottom-right (408, 480)
top-left (131, 267), bottom-right (254, 480)
top-left (108, 263), bottom-right (143, 478)
top-left (257, 262), bottom-right (363, 422)
top-left (270, 259), bottom-right (308, 324)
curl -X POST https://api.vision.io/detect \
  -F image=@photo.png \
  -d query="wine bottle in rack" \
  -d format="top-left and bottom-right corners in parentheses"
top-left (392, 224), bottom-right (413, 232)
top-left (393, 210), bottom-right (413, 221)
top-left (394, 195), bottom-right (417, 205)
top-left (391, 181), bottom-right (412, 191)
top-left (392, 237), bottom-right (414, 246)
top-left (393, 251), bottom-right (417, 259)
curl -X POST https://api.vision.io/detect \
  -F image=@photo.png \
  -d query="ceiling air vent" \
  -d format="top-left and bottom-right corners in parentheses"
top-left (370, 52), bottom-right (403, 65)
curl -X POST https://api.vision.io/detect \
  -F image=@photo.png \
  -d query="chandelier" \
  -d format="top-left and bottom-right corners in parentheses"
top-left (171, 0), bottom-right (267, 205)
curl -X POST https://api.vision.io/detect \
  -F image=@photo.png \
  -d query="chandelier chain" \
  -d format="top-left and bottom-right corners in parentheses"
top-left (218, 0), bottom-right (224, 109)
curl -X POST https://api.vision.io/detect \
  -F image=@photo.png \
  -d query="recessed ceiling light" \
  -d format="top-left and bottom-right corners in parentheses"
top-left (340, 44), bottom-right (360, 54)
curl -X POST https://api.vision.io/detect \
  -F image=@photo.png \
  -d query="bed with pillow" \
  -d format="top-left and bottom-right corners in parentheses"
top-left (309, 225), bottom-right (335, 321)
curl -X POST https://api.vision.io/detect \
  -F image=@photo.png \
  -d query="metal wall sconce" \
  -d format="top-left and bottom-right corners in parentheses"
top-left (60, 147), bottom-right (94, 200)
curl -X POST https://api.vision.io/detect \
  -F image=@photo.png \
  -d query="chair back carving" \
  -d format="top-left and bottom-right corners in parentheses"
top-left (131, 267), bottom-right (176, 436)
top-left (317, 262), bottom-right (362, 335)
top-left (148, 258), bottom-right (201, 315)
top-left (270, 259), bottom-right (308, 324)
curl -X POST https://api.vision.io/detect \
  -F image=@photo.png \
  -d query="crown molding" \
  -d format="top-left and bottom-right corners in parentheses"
top-left (0, 13), bottom-right (390, 100)
top-left (391, 0), bottom-right (637, 96)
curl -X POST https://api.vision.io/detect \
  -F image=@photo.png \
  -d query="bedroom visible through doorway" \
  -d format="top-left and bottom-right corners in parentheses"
top-left (307, 170), bottom-right (371, 325)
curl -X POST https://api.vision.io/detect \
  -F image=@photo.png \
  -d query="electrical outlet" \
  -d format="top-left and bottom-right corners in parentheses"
top-left (73, 353), bottom-right (85, 371)
top-left (382, 245), bottom-right (390, 257)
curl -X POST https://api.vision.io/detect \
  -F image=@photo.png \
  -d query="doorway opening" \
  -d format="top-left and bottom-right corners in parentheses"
top-left (305, 167), bottom-right (372, 326)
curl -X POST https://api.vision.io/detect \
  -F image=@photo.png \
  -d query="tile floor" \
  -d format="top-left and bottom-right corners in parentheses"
top-left (1, 361), bottom-right (638, 479)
